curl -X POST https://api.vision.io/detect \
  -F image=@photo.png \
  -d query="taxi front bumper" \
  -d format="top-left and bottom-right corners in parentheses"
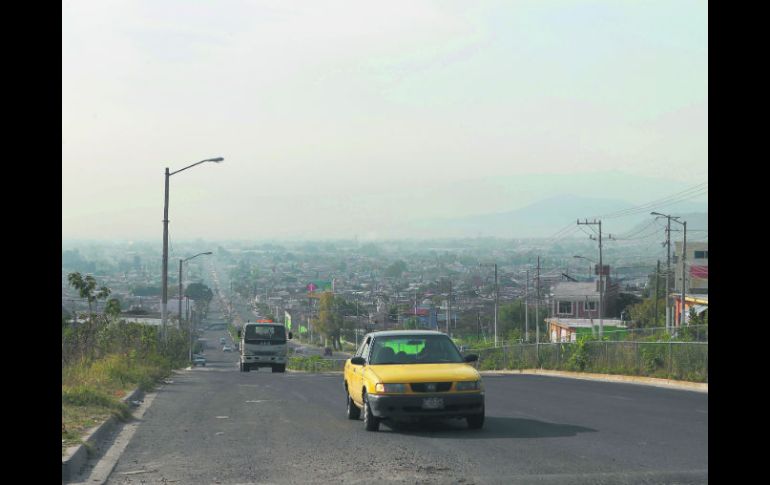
top-left (367, 392), bottom-right (484, 419)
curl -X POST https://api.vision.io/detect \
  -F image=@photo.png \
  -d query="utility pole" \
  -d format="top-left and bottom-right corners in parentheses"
top-left (477, 312), bottom-right (481, 342)
top-left (446, 280), bottom-right (452, 336)
top-left (652, 212), bottom-right (686, 331)
top-left (680, 220), bottom-right (687, 328)
top-left (535, 257), bottom-right (540, 361)
top-left (577, 219), bottom-right (604, 337)
top-left (665, 218), bottom-right (672, 333)
top-left (494, 263), bottom-right (499, 348)
top-left (525, 269), bottom-right (529, 343)
top-left (652, 212), bottom-right (679, 334)
top-left (178, 259), bottom-right (184, 329)
top-left (654, 260), bottom-right (660, 327)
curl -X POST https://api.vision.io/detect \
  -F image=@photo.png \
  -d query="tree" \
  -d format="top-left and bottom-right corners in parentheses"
top-left (67, 272), bottom-right (110, 320)
top-left (66, 272), bottom-right (112, 361)
top-left (499, 301), bottom-right (527, 339)
top-left (314, 293), bottom-right (344, 350)
top-left (616, 292), bottom-right (643, 318)
top-left (385, 260), bottom-right (407, 279)
top-left (627, 297), bottom-right (665, 328)
top-left (104, 298), bottom-right (122, 319)
top-left (185, 282), bottom-right (214, 318)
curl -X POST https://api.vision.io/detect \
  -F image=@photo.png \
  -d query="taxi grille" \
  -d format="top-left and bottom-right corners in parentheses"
top-left (410, 382), bottom-right (452, 392)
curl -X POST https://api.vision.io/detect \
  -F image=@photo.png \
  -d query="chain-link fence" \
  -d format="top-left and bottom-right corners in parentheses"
top-left (568, 325), bottom-right (708, 342)
top-left (469, 341), bottom-right (708, 382)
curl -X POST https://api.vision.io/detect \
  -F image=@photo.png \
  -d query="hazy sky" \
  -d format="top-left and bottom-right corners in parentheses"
top-left (62, 0), bottom-right (707, 240)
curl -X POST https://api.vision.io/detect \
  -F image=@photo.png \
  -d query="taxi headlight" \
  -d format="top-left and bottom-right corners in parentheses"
top-left (456, 380), bottom-right (481, 391)
top-left (375, 383), bottom-right (407, 393)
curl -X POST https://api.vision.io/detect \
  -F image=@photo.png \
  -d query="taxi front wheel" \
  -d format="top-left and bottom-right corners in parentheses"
top-left (363, 393), bottom-right (380, 431)
top-left (467, 410), bottom-right (485, 429)
top-left (346, 392), bottom-right (360, 420)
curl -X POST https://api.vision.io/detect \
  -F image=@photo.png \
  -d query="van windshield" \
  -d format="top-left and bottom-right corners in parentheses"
top-left (244, 325), bottom-right (286, 342)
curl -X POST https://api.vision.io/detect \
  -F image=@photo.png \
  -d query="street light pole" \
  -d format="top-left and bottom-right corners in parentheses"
top-left (178, 251), bottom-right (213, 363)
top-left (162, 168), bottom-right (170, 340)
top-left (494, 263), bottom-right (498, 348)
top-left (160, 157), bottom-right (223, 341)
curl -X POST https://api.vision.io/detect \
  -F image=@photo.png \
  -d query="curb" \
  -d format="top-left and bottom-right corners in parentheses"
top-left (62, 387), bottom-right (145, 483)
top-left (480, 369), bottom-right (708, 393)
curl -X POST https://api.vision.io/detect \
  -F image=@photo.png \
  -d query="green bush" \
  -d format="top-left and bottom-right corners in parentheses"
top-left (468, 339), bottom-right (706, 382)
top-left (566, 337), bottom-right (591, 371)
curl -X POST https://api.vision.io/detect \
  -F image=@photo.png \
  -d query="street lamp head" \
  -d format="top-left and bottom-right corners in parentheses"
top-left (203, 251), bottom-right (213, 255)
top-left (207, 157), bottom-right (224, 163)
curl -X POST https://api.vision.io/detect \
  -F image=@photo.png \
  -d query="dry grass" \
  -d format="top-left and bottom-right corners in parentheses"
top-left (61, 353), bottom-right (173, 455)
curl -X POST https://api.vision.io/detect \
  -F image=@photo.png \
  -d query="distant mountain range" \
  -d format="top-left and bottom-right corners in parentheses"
top-left (403, 195), bottom-right (707, 239)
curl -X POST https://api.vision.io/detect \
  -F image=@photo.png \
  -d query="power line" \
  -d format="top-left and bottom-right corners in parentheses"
top-left (596, 182), bottom-right (708, 220)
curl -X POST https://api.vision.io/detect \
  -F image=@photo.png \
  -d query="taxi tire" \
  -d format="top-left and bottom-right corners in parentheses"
top-left (346, 392), bottom-right (360, 420)
top-left (467, 410), bottom-right (485, 429)
top-left (363, 393), bottom-right (380, 431)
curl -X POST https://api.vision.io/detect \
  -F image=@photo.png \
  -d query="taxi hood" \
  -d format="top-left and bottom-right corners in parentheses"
top-left (368, 363), bottom-right (480, 383)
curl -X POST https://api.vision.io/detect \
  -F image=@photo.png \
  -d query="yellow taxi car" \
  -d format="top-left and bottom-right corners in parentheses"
top-left (343, 330), bottom-right (484, 431)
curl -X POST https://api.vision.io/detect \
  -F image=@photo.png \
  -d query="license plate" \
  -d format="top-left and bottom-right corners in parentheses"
top-left (422, 397), bottom-right (444, 409)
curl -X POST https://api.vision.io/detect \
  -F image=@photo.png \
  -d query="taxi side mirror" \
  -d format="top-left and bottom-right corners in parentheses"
top-left (350, 357), bottom-right (366, 366)
top-left (464, 354), bottom-right (478, 363)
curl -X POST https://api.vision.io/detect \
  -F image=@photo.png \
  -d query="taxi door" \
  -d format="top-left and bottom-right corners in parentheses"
top-left (349, 336), bottom-right (371, 406)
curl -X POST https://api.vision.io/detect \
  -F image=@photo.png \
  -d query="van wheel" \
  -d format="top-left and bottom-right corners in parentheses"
top-left (363, 393), bottom-right (380, 431)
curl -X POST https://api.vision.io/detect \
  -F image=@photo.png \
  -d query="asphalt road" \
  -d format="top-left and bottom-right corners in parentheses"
top-left (104, 328), bottom-right (707, 484)
top-left (206, 260), bottom-right (352, 360)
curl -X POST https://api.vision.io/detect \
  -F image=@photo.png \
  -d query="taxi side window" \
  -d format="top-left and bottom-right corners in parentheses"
top-left (354, 337), bottom-right (368, 357)
top-left (361, 337), bottom-right (373, 362)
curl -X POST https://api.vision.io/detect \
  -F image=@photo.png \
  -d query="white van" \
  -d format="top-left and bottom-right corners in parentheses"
top-left (238, 322), bottom-right (293, 373)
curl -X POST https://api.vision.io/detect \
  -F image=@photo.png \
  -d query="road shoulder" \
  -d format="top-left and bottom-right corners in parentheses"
top-left (480, 369), bottom-right (708, 393)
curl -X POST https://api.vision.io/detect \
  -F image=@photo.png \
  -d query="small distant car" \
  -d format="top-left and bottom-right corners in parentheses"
top-left (192, 355), bottom-right (207, 367)
top-left (220, 337), bottom-right (226, 344)
top-left (222, 345), bottom-right (233, 352)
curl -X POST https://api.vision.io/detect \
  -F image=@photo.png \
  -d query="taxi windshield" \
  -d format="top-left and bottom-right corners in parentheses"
top-left (369, 335), bottom-right (463, 365)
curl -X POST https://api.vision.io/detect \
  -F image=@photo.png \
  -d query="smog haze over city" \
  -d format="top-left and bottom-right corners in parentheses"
top-left (62, 0), bottom-right (706, 242)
